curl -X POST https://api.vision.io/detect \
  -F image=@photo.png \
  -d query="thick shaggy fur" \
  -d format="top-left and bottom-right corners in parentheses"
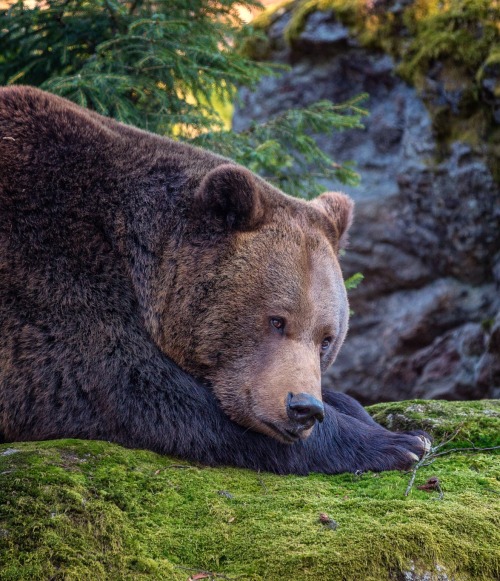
top-left (0, 87), bottom-right (428, 474)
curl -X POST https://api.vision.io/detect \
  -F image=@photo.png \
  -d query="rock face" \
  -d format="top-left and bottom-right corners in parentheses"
top-left (234, 7), bottom-right (500, 404)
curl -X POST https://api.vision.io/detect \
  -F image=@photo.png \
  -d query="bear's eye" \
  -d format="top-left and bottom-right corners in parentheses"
top-left (321, 337), bottom-right (332, 352)
top-left (270, 317), bottom-right (285, 332)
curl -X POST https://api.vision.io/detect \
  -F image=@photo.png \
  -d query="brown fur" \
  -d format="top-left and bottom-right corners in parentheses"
top-left (157, 171), bottom-right (352, 441)
top-left (0, 87), bottom-right (429, 475)
top-left (0, 85), bottom-right (353, 445)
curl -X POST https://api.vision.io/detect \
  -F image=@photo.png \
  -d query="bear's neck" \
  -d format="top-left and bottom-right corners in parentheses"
top-left (111, 155), bottom-right (228, 350)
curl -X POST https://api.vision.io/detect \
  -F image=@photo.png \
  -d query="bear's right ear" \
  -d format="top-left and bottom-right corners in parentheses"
top-left (311, 191), bottom-right (354, 250)
top-left (193, 164), bottom-right (264, 231)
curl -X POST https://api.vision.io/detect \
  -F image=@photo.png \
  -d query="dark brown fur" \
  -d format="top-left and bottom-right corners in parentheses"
top-left (0, 86), bottom-right (429, 473)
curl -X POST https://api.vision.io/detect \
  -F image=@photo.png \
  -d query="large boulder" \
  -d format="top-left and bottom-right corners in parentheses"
top-left (234, 1), bottom-right (500, 403)
top-left (1, 400), bottom-right (499, 580)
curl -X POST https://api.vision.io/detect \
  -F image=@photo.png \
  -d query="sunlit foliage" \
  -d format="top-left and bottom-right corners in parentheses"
top-left (0, 0), bottom-right (367, 197)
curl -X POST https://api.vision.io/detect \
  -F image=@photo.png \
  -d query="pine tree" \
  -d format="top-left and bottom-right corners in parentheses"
top-left (0, 0), bottom-right (367, 197)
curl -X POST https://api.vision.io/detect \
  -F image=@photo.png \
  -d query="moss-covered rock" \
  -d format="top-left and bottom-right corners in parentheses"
top-left (1, 401), bottom-right (499, 580)
top-left (248, 0), bottom-right (500, 178)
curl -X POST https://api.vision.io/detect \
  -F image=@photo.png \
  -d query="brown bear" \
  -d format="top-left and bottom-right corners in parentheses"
top-left (0, 86), bottom-right (429, 474)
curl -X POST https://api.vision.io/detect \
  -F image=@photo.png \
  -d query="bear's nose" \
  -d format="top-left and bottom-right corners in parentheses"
top-left (286, 392), bottom-right (325, 425)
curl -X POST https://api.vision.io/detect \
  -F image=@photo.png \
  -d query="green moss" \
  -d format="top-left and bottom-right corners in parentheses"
top-left (399, 1), bottom-right (498, 80)
top-left (478, 46), bottom-right (500, 94)
top-left (1, 401), bottom-right (499, 580)
top-left (394, 1), bottom-right (499, 158)
top-left (284, 0), bottom-right (399, 52)
top-left (370, 399), bottom-right (500, 448)
top-left (276, 0), bottom-right (499, 83)
top-left (252, 0), bottom-right (294, 32)
top-left (239, 0), bottom-right (294, 61)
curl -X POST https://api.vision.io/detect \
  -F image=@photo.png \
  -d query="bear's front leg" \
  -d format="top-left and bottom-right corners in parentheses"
top-left (322, 389), bottom-right (432, 442)
top-left (303, 403), bottom-right (431, 474)
top-left (321, 389), bottom-right (381, 427)
top-left (87, 351), bottom-right (431, 475)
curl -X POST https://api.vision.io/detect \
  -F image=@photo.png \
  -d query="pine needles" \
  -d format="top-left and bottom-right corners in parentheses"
top-left (0, 0), bottom-right (368, 197)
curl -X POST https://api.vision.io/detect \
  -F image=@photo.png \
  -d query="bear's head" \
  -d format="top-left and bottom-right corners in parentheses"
top-left (159, 164), bottom-right (353, 443)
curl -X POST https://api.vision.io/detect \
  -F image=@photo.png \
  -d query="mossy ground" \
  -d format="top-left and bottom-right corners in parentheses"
top-left (1, 401), bottom-right (499, 580)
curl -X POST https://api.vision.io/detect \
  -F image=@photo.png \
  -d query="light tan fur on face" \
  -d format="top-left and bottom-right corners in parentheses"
top-left (206, 220), bottom-right (349, 442)
top-left (158, 187), bottom-right (353, 443)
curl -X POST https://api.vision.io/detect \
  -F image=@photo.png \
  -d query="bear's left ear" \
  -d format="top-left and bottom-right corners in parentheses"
top-left (311, 191), bottom-right (354, 249)
top-left (194, 164), bottom-right (264, 231)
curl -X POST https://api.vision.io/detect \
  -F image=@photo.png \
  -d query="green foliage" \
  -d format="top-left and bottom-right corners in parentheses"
top-left (271, 0), bottom-right (500, 82)
top-left (0, 0), bottom-right (366, 197)
top-left (1, 401), bottom-right (499, 580)
top-left (344, 272), bottom-right (364, 291)
top-left (399, 0), bottom-right (499, 85)
top-left (0, 0), bottom-right (269, 134)
top-left (284, 0), bottom-right (363, 47)
top-left (195, 96), bottom-right (368, 198)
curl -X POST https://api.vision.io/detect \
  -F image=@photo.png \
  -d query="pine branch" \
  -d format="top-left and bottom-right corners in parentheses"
top-left (0, 0), bottom-right (367, 197)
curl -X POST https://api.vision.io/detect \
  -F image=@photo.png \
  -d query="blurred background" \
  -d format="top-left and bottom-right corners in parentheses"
top-left (1, 0), bottom-right (499, 403)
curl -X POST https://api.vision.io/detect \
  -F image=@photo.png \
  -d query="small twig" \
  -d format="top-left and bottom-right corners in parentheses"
top-left (256, 470), bottom-right (268, 493)
top-left (405, 425), bottom-right (465, 496)
top-left (418, 460), bottom-right (437, 468)
top-left (405, 449), bottom-right (432, 497)
top-left (405, 469), bottom-right (417, 497)
top-left (431, 424), bottom-right (465, 452)
top-left (404, 428), bottom-right (500, 497)
top-left (174, 564), bottom-right (244, 580)
top-left (429, 445), bottom-right (500, 459)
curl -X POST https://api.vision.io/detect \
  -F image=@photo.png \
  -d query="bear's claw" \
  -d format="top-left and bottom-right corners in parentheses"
top-left (419, 436), bottom-right (432, 453)
top-left (375, 430), bottom-right (432, 471)
top-left (408, 452), bottom-right (420, 462)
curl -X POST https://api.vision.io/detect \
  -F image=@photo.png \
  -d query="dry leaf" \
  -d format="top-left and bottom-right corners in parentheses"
top-left (319, 512), bottom-right (330, 523)
top-left (417, 476), bottom-right (441, 492)
top-left (319, 512), bottom-right (338, 530)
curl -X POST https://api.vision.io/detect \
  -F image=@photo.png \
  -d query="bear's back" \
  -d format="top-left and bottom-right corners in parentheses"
top-left (0, 85), bottom-right (231, 205)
